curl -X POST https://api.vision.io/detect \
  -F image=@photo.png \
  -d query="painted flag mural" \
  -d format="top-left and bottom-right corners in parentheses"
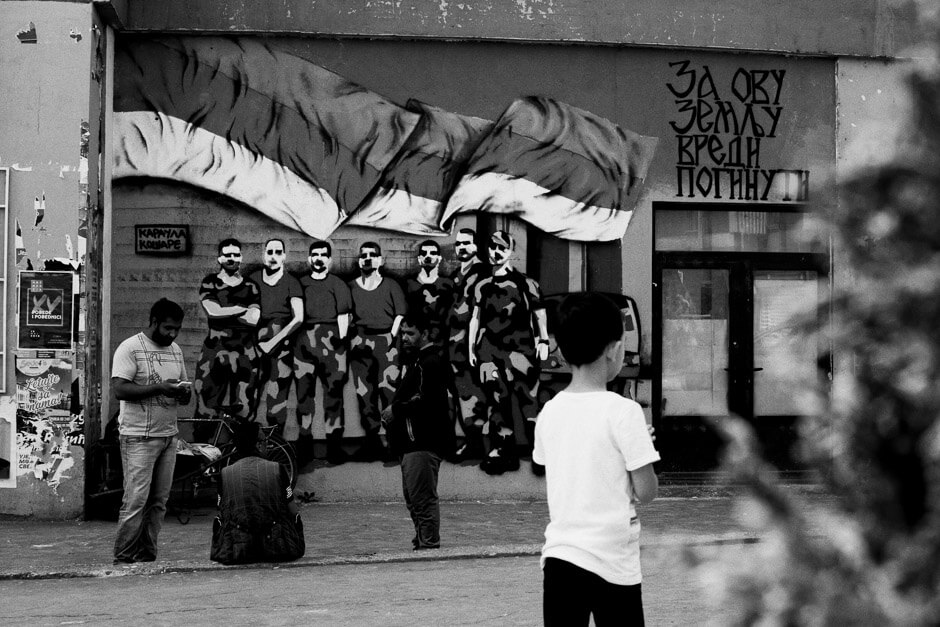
top-left (113, 38), bottom-right (658, 242)
top-left (442, 97), bottom-right (659, 242)
top-left (113, 38), bottom-right (421, 238)
top-left (348, 100), bottom-right (493, 235)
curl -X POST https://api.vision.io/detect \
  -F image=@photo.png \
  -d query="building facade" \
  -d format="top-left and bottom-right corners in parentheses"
top-left (0, 0), bottom-right (918, 516)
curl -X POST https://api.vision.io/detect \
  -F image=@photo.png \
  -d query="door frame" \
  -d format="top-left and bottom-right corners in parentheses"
top-left (652, 250), bottom-right (829, 469)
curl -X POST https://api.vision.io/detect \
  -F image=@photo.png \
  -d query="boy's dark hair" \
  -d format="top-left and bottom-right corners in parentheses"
top-left (555, 292), bottom-right (623, 366)
top-left (401, 311), bottom-right (432, 333)
top-left (149, 298), bottom-right (184, 325)
top-left (232, 420), bottom-right (260, 456)
top-left (458, 227), bottom-right (476, 238)
top-left (218, 238), bottom-right (242, 255)
top-left (309, 240), bottom-right (332, 256)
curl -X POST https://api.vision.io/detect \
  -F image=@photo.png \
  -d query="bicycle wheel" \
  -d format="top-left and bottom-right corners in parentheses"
top-left (260, 432), bottom-right (298, 487)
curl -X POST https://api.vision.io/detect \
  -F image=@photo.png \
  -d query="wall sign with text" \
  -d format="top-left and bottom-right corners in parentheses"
top-left (135, 224), bottom-right (190, 256)
top-left (18, 271), bottom-right (74, 350)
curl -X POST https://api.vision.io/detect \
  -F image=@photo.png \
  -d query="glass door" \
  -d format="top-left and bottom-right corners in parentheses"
top-left (653, 253), bottom-right (827, 471)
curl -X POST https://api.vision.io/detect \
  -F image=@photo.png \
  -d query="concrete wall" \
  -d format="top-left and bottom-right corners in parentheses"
top-left (0, 2), bottom-right (100, 518)
top-left (121, 0), bottom-right (920, 58)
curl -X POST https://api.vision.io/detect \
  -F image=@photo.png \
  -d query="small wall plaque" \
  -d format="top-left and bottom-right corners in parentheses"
top-left (135, 224), bottom-right (190, 256)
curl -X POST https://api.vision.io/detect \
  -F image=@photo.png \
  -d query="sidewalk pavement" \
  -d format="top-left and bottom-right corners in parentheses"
top-left (0, 490), bottom-right (840, 580)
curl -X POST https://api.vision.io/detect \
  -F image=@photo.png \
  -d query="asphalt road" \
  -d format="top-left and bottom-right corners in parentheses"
top-left (0, 543), bottom-right (747, 626)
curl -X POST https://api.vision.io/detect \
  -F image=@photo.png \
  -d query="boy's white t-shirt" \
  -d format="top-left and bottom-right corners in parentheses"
top-left (533, 390), bottom-right (660, 585)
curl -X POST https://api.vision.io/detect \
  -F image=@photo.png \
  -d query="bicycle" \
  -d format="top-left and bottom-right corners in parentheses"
top-left (87, 413), bottom-right (297, 524)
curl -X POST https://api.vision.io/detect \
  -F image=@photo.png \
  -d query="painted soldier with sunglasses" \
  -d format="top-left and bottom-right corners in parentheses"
top-left (446, 228), bottom-right (490, 462)
top-left (348, 241), bottom-right (407, 461)
top-left (469, 230), bottom-right (550, 474)
top-left (294, 240), bottom-right (353, 465)
top-left (246, 238), bottom-right (304, 437)
top-left (405, 239), bottom-right (454, 346)
top-left (194, 238), bottom-right (262, 422)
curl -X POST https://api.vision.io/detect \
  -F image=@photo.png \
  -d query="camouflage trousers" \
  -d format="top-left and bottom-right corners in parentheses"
top-left (449, 328), bottom-right (487, 435)
top-left (348, 329), bottom-right (400, 434)
top-left (256, 320), bottom-right (296, 431)
top-left (293, 323), bottom-right (347, 436)
top-left (194, 328), bottom-right (260, 420)
top-left (476, 340), bottom-right (540, 449)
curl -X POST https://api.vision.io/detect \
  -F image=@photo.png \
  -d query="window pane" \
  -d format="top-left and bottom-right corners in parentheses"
top-left (661, 268), bottom-right (729, 416)
top-left (753, 270), bottom-right (820, 416)
top-left (656, 210), bottom-right (819, 253)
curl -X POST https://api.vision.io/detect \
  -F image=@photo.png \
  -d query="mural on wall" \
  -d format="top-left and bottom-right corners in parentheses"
top-left (113, 37), bottom-right (658, 243)
top-left (111, 36), bottom-right (661, 474)
top-left (668, 61), bottom-right (808, 201)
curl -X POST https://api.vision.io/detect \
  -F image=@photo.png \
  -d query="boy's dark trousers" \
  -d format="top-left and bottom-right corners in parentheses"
top-left (543, 557), bottom-right (644, 626)
top-left (400, 450), bottom-right (441, 549)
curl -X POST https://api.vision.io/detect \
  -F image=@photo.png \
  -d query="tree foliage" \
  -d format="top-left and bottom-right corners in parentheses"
top-left (698, 5), bottom-right (940, 625)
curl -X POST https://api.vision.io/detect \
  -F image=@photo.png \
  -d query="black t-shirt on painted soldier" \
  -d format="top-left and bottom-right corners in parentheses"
top-left (199, 273), bottom-right (262, 332)
top-left (298, 274), bottom-right (353, 325)
top-left (247, 270), bottom-right (303, 324)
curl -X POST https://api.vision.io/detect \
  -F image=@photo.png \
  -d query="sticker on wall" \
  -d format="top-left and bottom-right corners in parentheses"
top-left (15, 351), bottom-right (80, 487)
top-left (18, 271), bottom-right (74, 349)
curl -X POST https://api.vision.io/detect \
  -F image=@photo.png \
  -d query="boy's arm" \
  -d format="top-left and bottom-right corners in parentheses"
top-left (629, 463), bottom-right (658, 505)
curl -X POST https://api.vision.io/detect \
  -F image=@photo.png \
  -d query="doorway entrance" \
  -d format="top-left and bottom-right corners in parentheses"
top-left (652, 204), bottom-right (829, 471)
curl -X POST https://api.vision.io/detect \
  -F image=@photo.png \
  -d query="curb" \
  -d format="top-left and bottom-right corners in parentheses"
top-left (0, 534), bottom-right (763, 581)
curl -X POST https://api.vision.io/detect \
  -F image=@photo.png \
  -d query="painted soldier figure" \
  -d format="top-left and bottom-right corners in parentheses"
top-left (469, 230), bottom-right (549, 475)
top-left (247, 238), bottom-right (303, 434)
top-left (447, 228), bottom-right (490, 462)
top-left (405, 239), bottom-right (454, 346)
top-left (348, 241), bottom-right (407, 461)
top-left (294, 240), bottom-right (353, 465)
top-left (194, 238), bottom-right (262, 421)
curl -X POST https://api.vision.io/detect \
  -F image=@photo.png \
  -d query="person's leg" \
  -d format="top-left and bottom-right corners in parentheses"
top-left (375, 332), bottom-right (399, 415)
top-left (400, 451), bottom-right (441, 548)
top-left (399, 454), bottom-right (420, 548)
top-left (543, 558), bottom-right (592, 627)
top-left (262, 324), bottom-right (295, 429)
top-left (319, 325), bottom-right (348, 464)
top-left (135, 436), bottom-right (178, 560)
top-left (113, 436), bottom-right (162, 562)
top-left (592, 581), bottom-right (644, 627)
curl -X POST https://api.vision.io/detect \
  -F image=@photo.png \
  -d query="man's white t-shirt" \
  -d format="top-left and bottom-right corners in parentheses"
top-left (533, 390), bottom-right (660, 585)
top-left (111, 332), bottom-right (187, 437)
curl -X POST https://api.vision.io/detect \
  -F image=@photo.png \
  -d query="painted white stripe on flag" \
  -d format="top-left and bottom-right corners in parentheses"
top-left (442, 172), bottom-right (634, 242)
top-left (113, 112), bottom-right (346, 238)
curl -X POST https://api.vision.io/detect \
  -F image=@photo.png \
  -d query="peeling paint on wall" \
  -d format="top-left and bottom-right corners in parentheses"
top-left (69, 28), bottom-right (82, 42)
top-left (16, 22), bottom-right (37, 44)
top-left (33, 193), bottom-right (45, 228)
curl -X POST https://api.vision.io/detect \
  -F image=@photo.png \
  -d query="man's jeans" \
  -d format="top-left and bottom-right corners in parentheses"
top-left (400, 450), bottom-right (442, 549)
top-left (113, 435), bottom-right (177, 562)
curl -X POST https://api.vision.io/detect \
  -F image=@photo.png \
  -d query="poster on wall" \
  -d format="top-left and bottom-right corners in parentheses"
top-left (18, 271), bottom-right (74, 350)
top-left (0, 405), bottom-right (12, 488)
top-left (15, 351), bottom-right (80, 487)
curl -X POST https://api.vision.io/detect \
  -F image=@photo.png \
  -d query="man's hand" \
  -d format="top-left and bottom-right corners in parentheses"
top-left (163, 379), bottom-right (192, 402)
top-left (647, 424), bottom-right (656, 442)
top-left (380, 406), bottom-right (395, 426)
top-left (258, 339), bottom-right (276, 355)
top-left (469, 350), bottom-right (477, 367)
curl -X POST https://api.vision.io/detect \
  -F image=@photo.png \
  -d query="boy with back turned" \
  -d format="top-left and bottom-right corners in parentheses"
top-left (533, 292), bottom-right (659, 626)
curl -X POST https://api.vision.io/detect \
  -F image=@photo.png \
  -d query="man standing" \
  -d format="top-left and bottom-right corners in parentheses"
top-left (294, 240), bottom-right (353, 465)
top-left (194, 238), bottom-right (261, 421)
top-left (382, 313), bottom-right (454, 551)
top-left (469, 230), bottom-right (550, 475)
top-left (405, 239), bottom-right (454, 346)
top-left (247, 238), bottom-right (303, 434)
top-left (348, 241), bottom-right (407, 461)
top-left (112, 298), bottom-right (191, 564)
top-left (446, 228), bottom-right (489, 461)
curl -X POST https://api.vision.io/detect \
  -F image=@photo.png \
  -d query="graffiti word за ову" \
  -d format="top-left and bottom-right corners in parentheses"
top-left (668, 61), bottom-right (808, 201)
